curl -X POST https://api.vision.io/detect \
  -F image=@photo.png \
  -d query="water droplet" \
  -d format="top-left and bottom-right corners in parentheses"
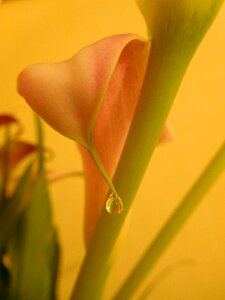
top-left (106, 193), bottom-right (124, 216)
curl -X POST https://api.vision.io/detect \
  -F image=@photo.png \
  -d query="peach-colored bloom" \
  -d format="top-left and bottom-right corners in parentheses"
top-left (18, 34), bottom-right (171, 244)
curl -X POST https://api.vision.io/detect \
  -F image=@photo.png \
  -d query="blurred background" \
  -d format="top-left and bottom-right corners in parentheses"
top-left (0, 0), bottom-right (225, 299)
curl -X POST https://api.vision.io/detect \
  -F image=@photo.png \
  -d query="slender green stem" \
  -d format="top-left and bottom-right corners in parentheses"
top-left (35, 114), bottom-right (44, 173)
top-left (89, 146), bottom-right (119, 199)
top-left (113, 140), bottom-right (225, 299)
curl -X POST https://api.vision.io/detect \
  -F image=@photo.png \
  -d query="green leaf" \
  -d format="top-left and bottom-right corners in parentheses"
top-left (0, 163), bottom-right (33, 248)
top-left (0, 124), bottom-right (11, 203)
top-left (9, 172), bottom-right (59, 300)
top-left (0, 249), bottom-right (11, 300)
top-left (137, 259), bottom-right (195, 300)
top-left (46, 226), bottom-right (60, 300)
top-left (113, 141), bottom-right (225, 299)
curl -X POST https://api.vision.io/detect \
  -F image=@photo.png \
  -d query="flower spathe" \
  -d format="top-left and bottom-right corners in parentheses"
top-left (17, 34), bottom-right (149, 146)
top-left (17, 34), bottom-right (172, 244)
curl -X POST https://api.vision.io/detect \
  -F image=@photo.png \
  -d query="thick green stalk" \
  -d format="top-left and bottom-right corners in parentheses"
top-left (71, 4), bottom-right (224, 299)
top-left (71, 50), bottom-right (194, 299)
top-left (114, 140), bottom-right (225, 299)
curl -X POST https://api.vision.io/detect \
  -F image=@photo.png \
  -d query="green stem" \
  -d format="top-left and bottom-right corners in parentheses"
top-left (71, 47), bottom-right (191, 300)
top-left (35, 114), bottom-right (44, 173)
top-left (71, 6), bottom-right (223, 298)
top-left (114, 140), bottom-right (225, 299)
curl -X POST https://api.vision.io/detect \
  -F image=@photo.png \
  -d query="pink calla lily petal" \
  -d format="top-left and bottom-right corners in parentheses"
top-left (17, 33), bottom-right (172, 244)
top-left (18, 34), bottom-right (149, 147)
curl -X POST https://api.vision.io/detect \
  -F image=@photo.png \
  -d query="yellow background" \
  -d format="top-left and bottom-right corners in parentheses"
top-left (1, 0), bottom-right (225, 299)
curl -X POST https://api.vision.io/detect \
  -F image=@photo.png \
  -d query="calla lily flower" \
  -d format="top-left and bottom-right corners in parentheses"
top-left (0, 115), bottom-right (38, 199)
top-left (0, 115), bottom-right (17, 128)
top-left (0, 140), bottom-right (37, 175)
top-left (0, 115), bottom-right (37, 175)
top-left (17, 33), bottom-right (172, 244)
top-left (17, 0), bottom-right (224, 248)
top-left (0, 114), bottom-right (22, 138)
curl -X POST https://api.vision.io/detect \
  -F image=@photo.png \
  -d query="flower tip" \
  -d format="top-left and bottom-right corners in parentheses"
top-left (17, 66), bottom-right (32, 99)
top-left (17, 69), bottom-right (26, 97)
top-left (17, 64), bottom-right (45, 102)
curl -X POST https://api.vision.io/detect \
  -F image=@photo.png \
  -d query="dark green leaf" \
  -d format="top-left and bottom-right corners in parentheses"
top-left (0, 249), bottom-right (11, 300)
top-left (9, 172), bottom-right (59, 300)
top-left (0, 163), bottom-right (33, 248)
